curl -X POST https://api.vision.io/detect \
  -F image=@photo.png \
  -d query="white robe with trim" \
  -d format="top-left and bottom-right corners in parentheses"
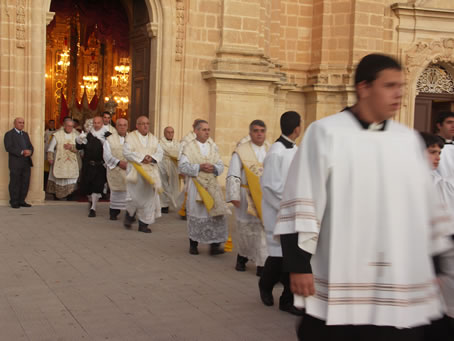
top-left (261, 141), bottom-right (298, 257)
top-left (274, 110), bottom-right (454, 328)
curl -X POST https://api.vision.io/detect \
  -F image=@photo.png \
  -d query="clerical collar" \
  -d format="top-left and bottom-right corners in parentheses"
top-left (344, 107), bottom-right (387, 131)
top-left (439, 136), bottom-right (453, 144)
top-left (276, 135), bottom-right (295, 149)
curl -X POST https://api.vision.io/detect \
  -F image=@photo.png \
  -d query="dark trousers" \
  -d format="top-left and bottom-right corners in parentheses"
top-left (9, 166), bottom-right (31, 205)
top-left (297, 313), bottom-right (424, 341)
top-left (259, 256), bottom-right (293, 306)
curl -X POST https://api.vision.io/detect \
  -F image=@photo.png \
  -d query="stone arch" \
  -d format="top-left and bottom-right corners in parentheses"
top-left (400, 38), bottom-right (454, 126)
top-left (44, 0), bottom-right (165, 134)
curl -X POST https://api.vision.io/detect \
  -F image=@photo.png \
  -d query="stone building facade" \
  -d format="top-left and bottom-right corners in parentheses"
top-left (1, 0), bottom-right (454, 204)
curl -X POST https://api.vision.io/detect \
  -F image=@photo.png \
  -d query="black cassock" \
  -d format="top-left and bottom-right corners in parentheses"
top-left (77, 132), bottom-right (110, 195)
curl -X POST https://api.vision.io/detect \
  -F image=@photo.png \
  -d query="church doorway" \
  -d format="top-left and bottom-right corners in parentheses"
top-left (45, 0), bottom-right (153, 131)
top-left (414, 63), bottom-right (454, 133)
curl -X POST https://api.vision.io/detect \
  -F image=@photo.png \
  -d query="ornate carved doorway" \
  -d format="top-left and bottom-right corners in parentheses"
top-left (414, 63), bottom-right (454, 133)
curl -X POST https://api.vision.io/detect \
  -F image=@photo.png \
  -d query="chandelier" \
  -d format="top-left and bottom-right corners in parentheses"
top-left (81, 75), bottom-right (98, 101)
top-left (110, 58), bottom-right (130, 110)
top-left (56, 49), bottom-right (70, 75)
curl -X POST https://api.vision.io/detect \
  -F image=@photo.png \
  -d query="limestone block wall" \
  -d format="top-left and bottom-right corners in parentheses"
top-left (0, 0), bottom-right (48, 205)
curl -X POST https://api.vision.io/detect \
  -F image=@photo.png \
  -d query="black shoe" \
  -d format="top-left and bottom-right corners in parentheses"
top-left (256, 266), bottom-right (264, 277)
top-left (109, 208), bottom-right (120, 221)
top-left (124, 211), bottom-right (135, 229)
top-left (19, 202), bottom-right (31, 207)
top-left (235, 254), bottom-right (248, 271)
top-left (210, 243), bottom-right (225, 255)
top-left (161, 207), bottom-right (169, 214)
top-left (259, 285), bottom-right (274, 306)
top-left (88, 209), bottom-right (96, 217)
top-left (189, 245), bottom-right (199, 255)
top-left (138, 221), bottom-right (151, 233)
top-left (11, 203), bottom-right (20, 209)
top-left (279, 304), bottom-right (305, 316)
top-left (180, 215), bottom-right (187, 220)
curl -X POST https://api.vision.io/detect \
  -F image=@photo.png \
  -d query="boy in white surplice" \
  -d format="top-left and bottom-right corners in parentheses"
top-left (274, 54), bottom-right (454, 340)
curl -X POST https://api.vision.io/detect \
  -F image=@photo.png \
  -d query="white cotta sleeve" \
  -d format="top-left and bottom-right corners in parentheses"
top-left (273, 122), bottom-right (330, 254)
top-left (152, 143), bottom-right (164, 163)
top-left (47, 136), bottom-right (57, 153)
top-left (123, 142), bottom-right (145, 164)
top-left (103, 140), bottom-right (120, 170)
top-left (225, 153), bottom-right (242, 202)
top-left (261, 151), bottom-right (283, 211)
top-left (178, 154), bottom-right (200, 177)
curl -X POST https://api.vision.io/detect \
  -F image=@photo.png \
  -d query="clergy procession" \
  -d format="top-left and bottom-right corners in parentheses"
top-left (4, 53), bottom-right (454, 340)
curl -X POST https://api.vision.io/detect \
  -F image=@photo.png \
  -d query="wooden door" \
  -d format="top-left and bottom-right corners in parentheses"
top-left (130, 0), bottom-right (151, 128)
top-left (414, 97), bottom-right (432, 133)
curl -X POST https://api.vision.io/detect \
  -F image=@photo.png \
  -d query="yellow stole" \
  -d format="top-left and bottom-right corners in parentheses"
top-left (183, 139), bottom-right (228, 217)
top-left (235, 141), bottom-right (269, 222)
top-left (52, 130), bottom-right (79, 179)
top-left (106, 134), bottom-right (127, 191)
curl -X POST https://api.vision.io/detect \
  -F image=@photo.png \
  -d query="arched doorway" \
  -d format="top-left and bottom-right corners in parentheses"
top-left (414, 63), bottom-right (454, 133)
top-left (45, 0), bottom-right (157, 131)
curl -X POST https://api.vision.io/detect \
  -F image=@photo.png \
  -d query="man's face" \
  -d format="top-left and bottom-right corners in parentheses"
top-left (64, 121), bottom-right (74, 134)
top-left (359, 69), bottom-right (404, 122)
top-left (195, 123), bottom-right (210, 143)
top-left (249, 125), bottom-right (266, 146)
top-left (427, 145), bottom-right (442, 170)
top-left (103, 114), bottom-right (111, 125)
top-left (93, 117), bottom-right (103, 131)
top-left (14, 118), bottom-right (25, 131)
top-left (116, 119), bottom-right (128, 136)
top-left (164, 127), bottom-right (174, 141)
top-left (437, 117), bottom-right (454, 140)
top-left (137, 117), bottom-right (149, 135)
top-left (49, 121), bottom-right (55, 129)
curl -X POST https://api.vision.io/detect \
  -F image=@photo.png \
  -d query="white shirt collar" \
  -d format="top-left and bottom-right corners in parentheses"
top-left (14, 128), bottom-right (22, 134)
top-left (281, 134), bottom-right (295, 145)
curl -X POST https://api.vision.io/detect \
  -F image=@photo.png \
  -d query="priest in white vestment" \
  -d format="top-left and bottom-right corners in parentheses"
top-left (46, 119), bottom-right (79, 200)
top-left (178, 120), bottom-right (229, 255)
top-left (123, 116), bottom-right (163, 233)
top-left (226, 120), bottom-right (269, 275)
top-left (158, 126), bottom-right (180, 213)
top-left (274, 54), bottom-right (454, 340)
top-left (103, 118), bottom-right (129, 221)
top-left (419, 132), bottom-right (454, 338)
top-left (435, 112), bottom-right (454, 181)
top-left (259, 111), bottom-right (302, 315)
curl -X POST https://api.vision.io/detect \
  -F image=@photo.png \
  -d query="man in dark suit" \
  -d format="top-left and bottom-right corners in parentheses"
top-left (4, 117), bottom-right (34, 208)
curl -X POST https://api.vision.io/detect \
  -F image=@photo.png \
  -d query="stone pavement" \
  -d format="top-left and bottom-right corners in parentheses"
top-left (0, 202), bottom-right (299, 341)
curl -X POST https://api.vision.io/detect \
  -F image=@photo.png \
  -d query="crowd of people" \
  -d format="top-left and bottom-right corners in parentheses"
top-left (4, 53), bottom-right (454, 340)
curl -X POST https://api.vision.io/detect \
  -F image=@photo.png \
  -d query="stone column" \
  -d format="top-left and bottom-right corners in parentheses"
top-left (0, 1), bottom-right (49, 205)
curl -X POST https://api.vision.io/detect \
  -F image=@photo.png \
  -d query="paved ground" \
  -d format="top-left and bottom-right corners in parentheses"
top-left (0, 202), bottom-right (298, 341)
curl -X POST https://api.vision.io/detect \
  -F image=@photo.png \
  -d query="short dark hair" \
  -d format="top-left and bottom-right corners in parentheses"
top-left (280, 111), bottom-right (301, 136)
top-left (102, 111), bottom-right (112, 117)
top-left (354, 54), bottom-right (402, 86)
top-left (436, 111), bottom-right (454, 126)
top-left (73, 119), bottom-right (80, 124)
top-left (249, 120), bottom-right (266, 131)
top-left (419, 132), bottom-right (444, 149)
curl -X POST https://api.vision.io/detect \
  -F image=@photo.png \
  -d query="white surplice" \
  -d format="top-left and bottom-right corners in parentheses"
top-left (178, 140), bottom-right (228, 244)
top-left (158, 137), bottom-right (180, 209)
top-left (431, 170), bottom-right (454, 319)
top-left (103, 135), bottom-right (127, 210)
top-left (123, 133), bottom-right (163, 225)
top-left (274, 110), bottom-right (454, 328)
top-left (261, 139), bottom-right (298, 257)
top-left (47, 132), bottom-right (79, 189)
top-left (437, 143), bottom-right (454, 179)
top-left (226, 143), bottom-right (268, 266)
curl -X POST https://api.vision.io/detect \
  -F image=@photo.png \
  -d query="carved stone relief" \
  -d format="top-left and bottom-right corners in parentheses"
top-left (175, 0), bottom-right (185, 61)
top-left (416, 64), bottom-right (454, 94)
top-left (16, 0), bottom-right (26, 48)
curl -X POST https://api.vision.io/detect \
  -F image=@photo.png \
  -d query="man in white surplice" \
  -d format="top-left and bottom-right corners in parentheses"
top-left (419, 132), bottom-right (454, 338)
top-left (159, 126), bottom-right (180, 214)
top-left (103, 118), bottom-right (128, 221)
top-left (226, 120), bottom-right (269, 276)
top-left (103, 111), bottom-right (117, 135)
top-left (436, 112), bottom-right (454, 180)
top-left (178, 120), bottom-right (229, 256)
top-left (259, 111), bottom-right (302, 316)
top-left (123, 116), bottom-right (163, 233)
top-left (274, 54), bottom-right (454, 340)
